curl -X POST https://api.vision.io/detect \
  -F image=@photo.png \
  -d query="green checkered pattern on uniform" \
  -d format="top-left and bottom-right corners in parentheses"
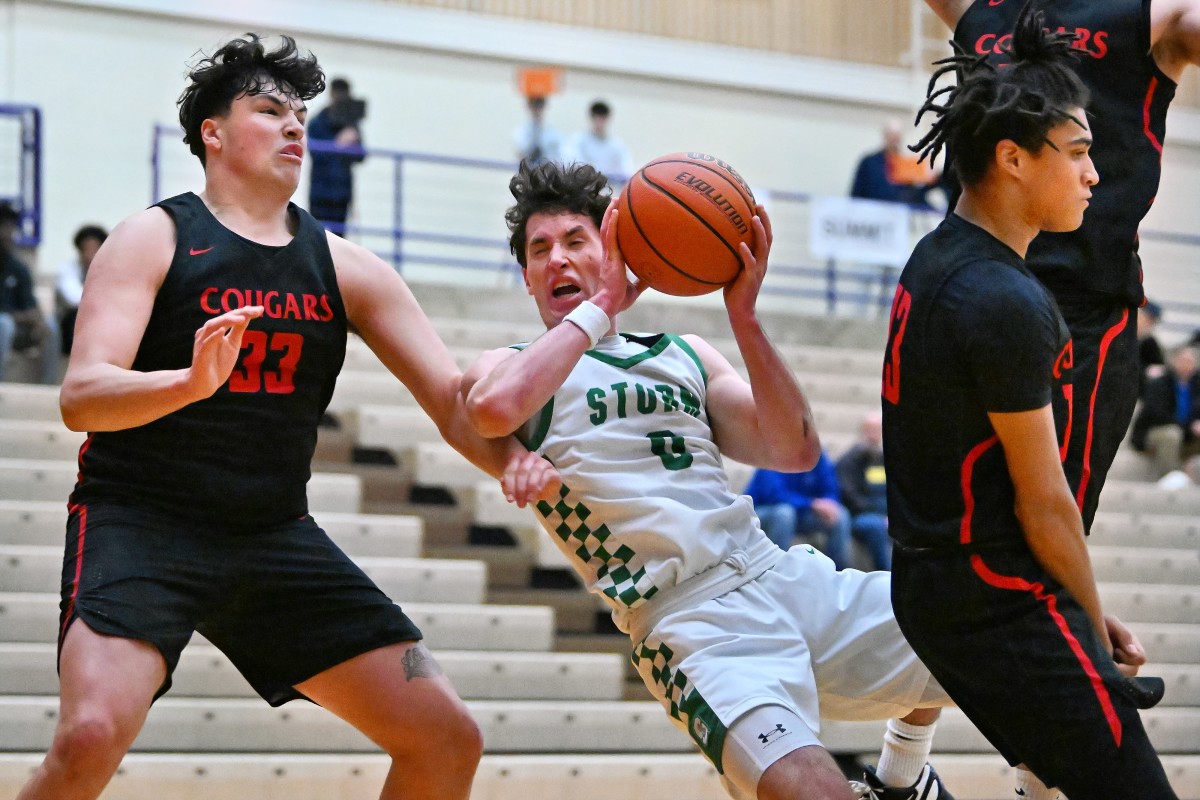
top-left (632, 636), bottom-right (728, 771)
top-left (535, 483), bottom-right (660, 608)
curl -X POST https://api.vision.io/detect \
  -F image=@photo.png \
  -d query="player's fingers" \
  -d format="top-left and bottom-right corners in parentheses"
top-left (603, 206), bottom-right (626, 262)
top-left (755, 204), bottom-right (774, 244)
top-left (1116, 662), bottom-right (1141, 678)
top-left (601, 204), bottom-right (617, 243)
top-left (535, 469), bottom-right (562, 503)
top-left (193, 326), bottom-right (228, 354)
top-left (510, 451), bottom-right (541, 505)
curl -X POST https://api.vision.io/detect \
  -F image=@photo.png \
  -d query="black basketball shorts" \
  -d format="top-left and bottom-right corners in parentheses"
top-left (891, 546), bottom-right (1176, 799)
top-left (59, 502), bottom-right (423, 706)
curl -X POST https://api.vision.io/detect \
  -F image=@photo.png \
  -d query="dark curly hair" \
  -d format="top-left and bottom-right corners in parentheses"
top-left (177, 33), bottom-right (325, 166)
top-left (911, 1), bottom-right (1090, 187)
top-left (506, 160), bottom-right (612, 268)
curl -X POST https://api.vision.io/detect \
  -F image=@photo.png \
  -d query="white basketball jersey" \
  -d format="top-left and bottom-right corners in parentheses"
top-left (519, 332), bottom-right (764, 632)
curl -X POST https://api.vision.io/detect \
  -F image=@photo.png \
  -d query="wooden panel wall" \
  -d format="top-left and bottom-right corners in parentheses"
top-left (392, 0), bottom-right (912, 66)
top-left (382, 0), bottom-right (1200, 109)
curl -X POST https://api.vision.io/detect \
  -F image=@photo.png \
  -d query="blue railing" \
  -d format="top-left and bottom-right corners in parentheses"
top-left (0, 104), bottom-right (42, 247)
top-left (151, 127), bottom-right (1199, 334)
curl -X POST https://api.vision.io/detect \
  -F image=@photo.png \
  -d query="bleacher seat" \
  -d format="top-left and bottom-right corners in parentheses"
top-left (3, 283), bottom-right (1197, 799)
top-left (0, 459), bottom-right (362, 513)
top-left (0, 593), bottom-right (556, 652)
top-left (0, 642), bottom-right (625, 701)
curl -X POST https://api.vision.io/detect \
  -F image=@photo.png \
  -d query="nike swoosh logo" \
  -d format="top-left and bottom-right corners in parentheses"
top-left (989, 0), bottom-right (1005, 5)
top-left (189, 246), bottom-right (214, 256)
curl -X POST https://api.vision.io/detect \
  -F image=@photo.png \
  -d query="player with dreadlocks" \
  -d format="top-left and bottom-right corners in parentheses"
top-left (881, 5), bottom-right (1178, 799)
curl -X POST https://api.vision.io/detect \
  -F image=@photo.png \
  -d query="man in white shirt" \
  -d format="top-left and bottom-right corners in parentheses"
top-left (56, 224), bottom-right (107, 354)
top-left (564, 100), bottom-right (634, 179)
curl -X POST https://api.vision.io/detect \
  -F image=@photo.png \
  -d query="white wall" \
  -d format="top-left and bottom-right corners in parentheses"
top-left (1, 0), bottom-right (1197, 320)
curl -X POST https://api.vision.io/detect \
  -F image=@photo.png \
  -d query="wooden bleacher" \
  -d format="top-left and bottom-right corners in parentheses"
top-left (0, 282), bottom-right (1197, 799)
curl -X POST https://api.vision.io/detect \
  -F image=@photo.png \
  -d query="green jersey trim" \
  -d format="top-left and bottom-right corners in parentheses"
top-left (584, 333), bottom-right (671, 368)
top-left (667, 334), bottom-right (707, 387)
top-left (518, 395), bottom-right (555, 452)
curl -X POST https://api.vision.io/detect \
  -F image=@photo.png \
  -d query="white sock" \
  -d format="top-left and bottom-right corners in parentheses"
top-left (875, 718), bottom-right (935, 788)
top-left (1015, 766), bottom-right (1060, 800)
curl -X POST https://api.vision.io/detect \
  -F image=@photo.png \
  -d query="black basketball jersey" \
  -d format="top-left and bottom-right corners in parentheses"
top-left (71, 193), bottom-right (348, 527)
top-left (954, 0), bottom-right (1174, 305)
top-left (881, 214), bottom-right (1072, 549)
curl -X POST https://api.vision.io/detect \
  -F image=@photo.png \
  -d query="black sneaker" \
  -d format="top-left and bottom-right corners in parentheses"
top-left (859, 763), bottom-right (955, 799)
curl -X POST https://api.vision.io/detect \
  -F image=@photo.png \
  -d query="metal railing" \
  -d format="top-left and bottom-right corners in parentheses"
top-left (151, 127), bottom-right (1200, 335)
top-left (0, 104), bottom-right (43, 247)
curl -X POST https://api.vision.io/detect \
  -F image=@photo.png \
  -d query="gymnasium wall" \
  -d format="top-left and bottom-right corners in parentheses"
top-left (0, 0), bottom-right (1197, 318)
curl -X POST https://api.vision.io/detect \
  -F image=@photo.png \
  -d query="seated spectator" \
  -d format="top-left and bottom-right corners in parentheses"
top-left (850, 118), bottom-right (941, 208)
top-left (1157, 454), bottom-right (1200, 491)
top-left (745, 452), bottom-right (852, 570)
top-left (0, 202), bottom-right (59, 384)
top-left (563, 100), bottom-right (634, 179)
top-left (835, 411), bottom-right (892, 570)
top-left (1131, 345), bottom-right (1200, 478)
top-left (56, 224), bottom-right (107, 355)
top-left (1137, 300), bottom-right (1166, 391)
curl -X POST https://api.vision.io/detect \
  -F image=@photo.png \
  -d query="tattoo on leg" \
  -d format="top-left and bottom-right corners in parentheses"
top-left (401, 643), bottom-right (444, 681)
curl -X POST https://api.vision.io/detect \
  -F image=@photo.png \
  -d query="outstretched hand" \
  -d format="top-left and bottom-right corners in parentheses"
top-left (724, 203), bottom-right (772, 317)
top-left (189, 306), bottom-right (264, 400)
top-left (502, 449), bottom-right (563, 508)
top-left (594, 204), bottom-right (646, 316)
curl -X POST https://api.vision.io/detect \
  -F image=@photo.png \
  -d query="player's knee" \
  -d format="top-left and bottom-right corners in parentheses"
top-left (48, 712), bottom-right (131, 771)
top-left (388, 699), bottom-right (482, 775)
top-left (430, 703), bottom-right (484, 772)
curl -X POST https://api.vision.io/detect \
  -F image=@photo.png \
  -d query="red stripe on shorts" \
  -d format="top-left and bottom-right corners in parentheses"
top-left (60, 503), bottom-right (88, 645)
top-left (969, 553), bottom-right (1123, 747)
top-left (1075, 309), bottom-right (1130, 512)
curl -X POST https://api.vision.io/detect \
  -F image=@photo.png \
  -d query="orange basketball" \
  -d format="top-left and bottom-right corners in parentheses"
top-left (615, 152), bottom-right (757, 297)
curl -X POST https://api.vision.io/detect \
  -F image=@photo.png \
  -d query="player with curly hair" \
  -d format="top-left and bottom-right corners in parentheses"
top-left (17, 33), bottom-right (523, 800)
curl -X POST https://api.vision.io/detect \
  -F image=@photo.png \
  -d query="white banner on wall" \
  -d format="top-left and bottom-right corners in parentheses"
top-left (809, 196), bottom-right (911, 266)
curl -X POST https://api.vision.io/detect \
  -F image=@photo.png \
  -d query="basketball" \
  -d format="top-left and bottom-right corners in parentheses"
top-left (615, 152), bottom-right (757, 296)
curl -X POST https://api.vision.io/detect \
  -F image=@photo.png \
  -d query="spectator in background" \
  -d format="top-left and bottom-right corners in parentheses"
top-left (850, 118), bottom-right (942, 208)
top-left (56, 224), bottom-right (107, 355)
top-left (835, 411), bottom-right (892, 570)
top-left (744, 452), bottom-right (853, 570)
top-left (1131, 345), bottom-right (1200, 478)
top-left (512, 95), bottom-right (562, 166)
top-left (564, 100), bottom-right (634, 179)
top-left (1137, 300), bottom-right (1166, 391)
top-left (307, 76), bottom-right (366, 232)
top-left (0, 201), bottom-right (59, 384)
top-left (1157, 454), bottom-right (1200, 491)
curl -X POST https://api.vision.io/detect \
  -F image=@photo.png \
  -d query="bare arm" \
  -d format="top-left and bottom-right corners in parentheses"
top-left (989, 406), bottom-right (1112, 652)
top-left (923, 0), bottom-right (974, 30)
top-left (1152, 0), bottom-right (1200, 81)
top-left (59, 208), bottom-right (263, 432)
top-left (332, 233), bottom-right (526, 479)
top-left (464, 319), bottom-right (597, 439)
top-left (694, 206), bottom-right (819, 472)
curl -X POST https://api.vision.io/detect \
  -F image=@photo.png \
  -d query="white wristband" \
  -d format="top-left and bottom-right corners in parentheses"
top-left (563, 300), bottom-right (610, 348)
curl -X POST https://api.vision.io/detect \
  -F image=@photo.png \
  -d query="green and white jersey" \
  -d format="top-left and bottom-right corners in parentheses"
top-left (519, 332), bottom-right (767, 634)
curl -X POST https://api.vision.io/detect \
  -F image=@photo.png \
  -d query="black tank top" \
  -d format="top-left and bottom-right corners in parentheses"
top-left (954, 0), bottom-right (1175, 305)
top-left (71, 193), bottom-right (348, 527)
